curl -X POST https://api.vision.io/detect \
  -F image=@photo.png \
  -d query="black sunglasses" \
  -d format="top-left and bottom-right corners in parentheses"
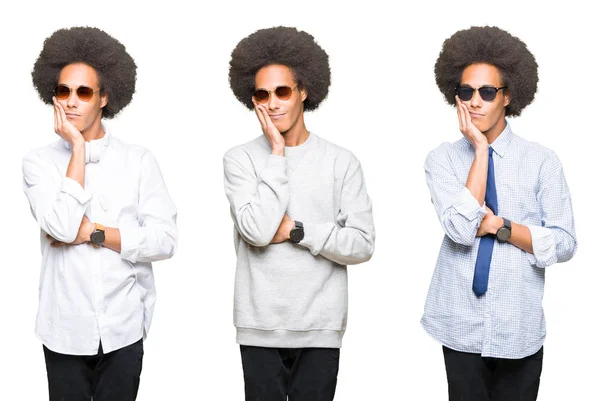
top-left (253, 85), bottom-right (298, 103)
top-left (54, 84), bottom-right (101, 102)
top-left (456, 86), bottom-right (507, 102)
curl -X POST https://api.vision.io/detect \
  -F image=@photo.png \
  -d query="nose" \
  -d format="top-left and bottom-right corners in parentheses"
top-left (266, 91), bottom-right (280, 110)
top-left (470, 89), bottom-right (483, 108)
top-left (66, 90), bottom-right (79, 108)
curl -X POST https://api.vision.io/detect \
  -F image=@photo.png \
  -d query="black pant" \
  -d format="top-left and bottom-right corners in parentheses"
top-left (240, 345), bottom-right (340, 401)
top-left (43, 338), bottom-right (144, 401)
top-left (443, 345), bottom-right (543, 401)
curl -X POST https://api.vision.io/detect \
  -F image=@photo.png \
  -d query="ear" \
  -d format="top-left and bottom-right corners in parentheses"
top-left (503, 90), bottom-right (511, 108)
top-left (300, 88), bottom-right (308, 102)
top-left (100, 92), bottom-right (108, 109)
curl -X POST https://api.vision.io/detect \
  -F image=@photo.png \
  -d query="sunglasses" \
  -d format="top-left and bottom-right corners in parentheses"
top-left (253, 85), bottom-right (298, 103)
top-left (54, 84), bottom-right (101, 102)
top-left (456, 86), bottom-right (507, 102)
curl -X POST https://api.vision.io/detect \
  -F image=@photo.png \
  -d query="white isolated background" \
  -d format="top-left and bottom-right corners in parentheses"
top-left (0, 0), bottom-right (596, 399)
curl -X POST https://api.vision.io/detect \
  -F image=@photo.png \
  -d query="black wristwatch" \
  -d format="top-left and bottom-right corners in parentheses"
top-left (90, 223), bottom-right (106, 247)
top-left (496, 218), bottom-right (512, 243)
top-left (289, 221), bottom-right (304, 244)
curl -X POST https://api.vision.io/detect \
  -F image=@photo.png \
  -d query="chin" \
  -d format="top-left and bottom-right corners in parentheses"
top-left (274, 122), bottom-right (291, 134)
top-left (474, 122), bottom-right (490, 134)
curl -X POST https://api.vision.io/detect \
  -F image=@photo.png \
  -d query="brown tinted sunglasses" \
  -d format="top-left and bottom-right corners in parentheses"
top-left (253, 85), bottom-right (298, 103)
top-left (54, 84), bottom-right (101, 102)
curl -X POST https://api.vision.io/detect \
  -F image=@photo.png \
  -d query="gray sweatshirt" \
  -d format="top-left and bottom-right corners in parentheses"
top-left (223, 133), bottom-right (375, 348)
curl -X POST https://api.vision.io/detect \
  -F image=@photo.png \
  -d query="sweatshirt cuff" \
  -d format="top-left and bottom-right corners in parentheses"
top-left (297, 222), bottom-right (336, 256)
top-left (455, 187), bottom-right (487, 221)
top-left (61, 177), bottom-right (92, 204)
top-left (119, 224), bottom-right (141, 263)
top-left (526, 225), bottom-right (557, 268)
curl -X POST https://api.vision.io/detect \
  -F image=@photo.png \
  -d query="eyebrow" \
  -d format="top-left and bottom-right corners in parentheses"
top-left (255, 85), bottom-right (289, 90)
top-left (57, 83), bottom-right (96, 88)
top-left (458, 84), bottom-right (499, 88)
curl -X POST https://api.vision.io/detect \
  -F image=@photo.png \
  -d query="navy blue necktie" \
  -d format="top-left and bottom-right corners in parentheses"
top-left (473, 147), bottom-right (497, 296)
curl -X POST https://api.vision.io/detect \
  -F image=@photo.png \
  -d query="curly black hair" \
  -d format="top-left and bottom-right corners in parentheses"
top-left (32, 26), bottom-right (136, 119)
top-left (229, 26), bottom-right (330, 111)
top-left (435, 26), bottom-right (538, 117)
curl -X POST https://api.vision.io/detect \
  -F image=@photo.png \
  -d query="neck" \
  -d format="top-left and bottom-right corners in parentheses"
top-left (282, 113), bottom-right (310, 147)
top-left (484, 116), bottom-right (507, 144)
top-left (81, 116), bottom-right (105, 142)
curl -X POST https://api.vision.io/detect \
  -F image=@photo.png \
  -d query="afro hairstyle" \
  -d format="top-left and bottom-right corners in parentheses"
top-left (32, 26), bottom-right (136, 119)
top-left (229, 26), bottom-right (330, 111)
top-left (434, 26), bottom-right (538, 117)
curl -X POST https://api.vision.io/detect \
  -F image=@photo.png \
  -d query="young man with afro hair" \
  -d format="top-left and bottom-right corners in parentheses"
top-left (224, 26), bottom-right (375, 400)
top-left (421, 26), bottom-right (577, 401)
top-left (24, 26), bottom-right (177, 401)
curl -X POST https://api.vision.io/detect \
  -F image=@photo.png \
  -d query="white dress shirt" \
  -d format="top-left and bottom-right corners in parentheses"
top-left (23, 125), bottom-right (177, 355)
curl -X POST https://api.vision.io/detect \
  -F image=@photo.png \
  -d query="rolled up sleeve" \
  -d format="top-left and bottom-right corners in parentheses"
top-left (425, 146), bottom-right (487, 246)
top-left (526, 152), bottom-right (577, 268)
top-left (23, 151), bottom-right (91, 243)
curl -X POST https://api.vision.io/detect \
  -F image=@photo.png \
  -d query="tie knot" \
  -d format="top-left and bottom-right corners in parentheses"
top-left (489, 147), bottom-right (494, 157)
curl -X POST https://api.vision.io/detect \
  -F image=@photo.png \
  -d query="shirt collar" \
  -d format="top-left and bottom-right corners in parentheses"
top-left (63, 124), bottom-right (111, 163)
top-left (488, 120), bottom-right (513, 158)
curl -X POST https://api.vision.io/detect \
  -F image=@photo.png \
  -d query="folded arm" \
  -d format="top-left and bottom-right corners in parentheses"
top-left (526, 153), bottom-right (577, 267)
top-left (119, 152), bottom-right (178, 263)
top-left (23, 148), bottom-right (90, 243)
top-left (425, 146), bottom-right (488, 246)
top-left (224, 153), bottom-right (289, 247)
top-left (296, 154), bottom-right (375, 265)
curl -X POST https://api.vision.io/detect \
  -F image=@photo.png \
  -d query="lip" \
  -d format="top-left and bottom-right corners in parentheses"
top-left (469, 112), bottom-right (484, 118)
top-left (65, 113), bottom-right (81, 118)
top-left (268, 114), bottom-right (285, 120)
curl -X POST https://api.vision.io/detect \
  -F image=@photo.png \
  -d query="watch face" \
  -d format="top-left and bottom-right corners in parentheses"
top-left (496, 227), bottom-right (510, 242)
top-left (290, 228), bottom-right (304, 243)
top-left (90, 230), bottom-right (105, 245)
